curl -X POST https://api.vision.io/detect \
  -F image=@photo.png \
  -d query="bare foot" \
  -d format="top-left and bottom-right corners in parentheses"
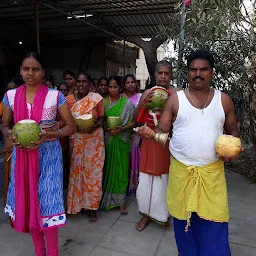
top-left (88, 210), bottom-right (98, 222)
top-left (136, 216), bottom-right (150, 231)
top-left (120, 205), bottom-right (128, 214)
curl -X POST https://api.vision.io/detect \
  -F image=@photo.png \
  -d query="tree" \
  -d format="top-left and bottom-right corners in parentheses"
top-left (163, 0), bottom-right (256, 148)
top-left (127, 36), bottom-right (167, 85)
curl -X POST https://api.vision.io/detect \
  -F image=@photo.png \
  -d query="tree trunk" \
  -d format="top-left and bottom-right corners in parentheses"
top-left (127, 36), bottom-right (167, 86)
top-left (141, 46), bottom-right (158, 85)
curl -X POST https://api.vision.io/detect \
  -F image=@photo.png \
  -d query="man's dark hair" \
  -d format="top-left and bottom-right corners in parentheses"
top-left (155, 60), bottom-right (172, 73)
top-left (63, 70), bottom-right (75, 79)
top-left (186, 49), bottom-right (214, 69)
top-left (9, 75), bottom-right (24, 87)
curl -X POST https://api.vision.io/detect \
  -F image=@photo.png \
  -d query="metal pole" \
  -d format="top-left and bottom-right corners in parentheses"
top-left (123, 39), bottom-right (126, 76)
top-left (35, 0), bottom-right (40, 54)
top-left (177, 1), bottom-right (186, 88)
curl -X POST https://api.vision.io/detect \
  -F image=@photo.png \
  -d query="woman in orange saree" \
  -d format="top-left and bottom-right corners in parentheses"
top-left (67, 72), bottom-right (105, 222)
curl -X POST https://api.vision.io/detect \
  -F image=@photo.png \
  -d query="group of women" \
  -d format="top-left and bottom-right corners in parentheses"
top-left (65, 72), bottom-right (142, 219)
top-left (1, 52), bottom-right (142, 256)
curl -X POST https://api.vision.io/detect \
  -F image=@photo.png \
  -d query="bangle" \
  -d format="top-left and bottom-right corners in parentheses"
top-left (58, 129), bottom-right (64, 136)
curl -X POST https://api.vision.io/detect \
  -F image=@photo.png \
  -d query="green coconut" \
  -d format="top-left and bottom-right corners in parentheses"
top-left (12, 119), bottom-right (40, 147)
top-left (107, 116), bottom-right (120, 130)
top-left (145, 88), bottom-right (169, 109)
top-left (75, 114), bottom-right (95, 130)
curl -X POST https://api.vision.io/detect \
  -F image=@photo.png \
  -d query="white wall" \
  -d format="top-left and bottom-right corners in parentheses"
top-left (136, 45), bottom-right (165, 89)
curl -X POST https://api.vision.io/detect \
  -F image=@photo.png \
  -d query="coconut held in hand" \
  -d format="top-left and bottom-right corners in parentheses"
top-left (216, 135), bottom-right (242, 158)
top-left (145, 86), bottom-right (169, 109)
top-left (107, 116), bottom-right (120, 130)
top-left (75, 114), bottom-right (95, 130)
top-left (12, 119), bottom-right (40, 147)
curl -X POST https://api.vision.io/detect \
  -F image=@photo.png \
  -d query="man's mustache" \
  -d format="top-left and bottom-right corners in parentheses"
top-left (193, 76), bottom-right (205, 81)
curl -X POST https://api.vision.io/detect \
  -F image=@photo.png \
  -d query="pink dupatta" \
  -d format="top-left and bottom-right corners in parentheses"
top-left (13, 84), bottom-right (48, 233)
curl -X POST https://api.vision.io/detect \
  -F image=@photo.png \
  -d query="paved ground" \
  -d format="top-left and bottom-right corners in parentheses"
top-left (0, 170), bottom-right (256, 256)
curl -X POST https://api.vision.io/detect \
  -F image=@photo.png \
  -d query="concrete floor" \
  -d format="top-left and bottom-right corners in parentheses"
top-left (0, 170), bottom-right (256, 256)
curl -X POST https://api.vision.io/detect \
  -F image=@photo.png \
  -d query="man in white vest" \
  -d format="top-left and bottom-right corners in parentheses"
top-left (138, 49), bottom-right (241, 256)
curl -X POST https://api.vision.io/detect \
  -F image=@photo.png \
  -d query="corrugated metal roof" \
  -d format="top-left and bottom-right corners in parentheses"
top-left (0, 0), bottom-right (179, 43)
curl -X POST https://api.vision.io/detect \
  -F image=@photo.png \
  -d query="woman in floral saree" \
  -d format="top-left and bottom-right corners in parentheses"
top-left (67, 72), bottom-right (105, 222)
top-left (101, 76), bottom-right (136, 214)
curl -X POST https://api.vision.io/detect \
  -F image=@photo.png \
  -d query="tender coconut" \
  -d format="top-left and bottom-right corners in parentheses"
top-left (75, 114), bottom-right (94, 130)
top-left (216, 135), bottom-right (242, 158)
top-left (12, 119), bottom-right (40, 147)
top-left (107, 116), bottom-right (120, 130)
top-left (145, 86), bottom-right (169, 109)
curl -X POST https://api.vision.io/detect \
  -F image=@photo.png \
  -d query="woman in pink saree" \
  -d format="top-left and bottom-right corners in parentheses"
top-left (122, 74), bottom-right (142, 195)
top-left (1, 52), bottom-right (76, 256)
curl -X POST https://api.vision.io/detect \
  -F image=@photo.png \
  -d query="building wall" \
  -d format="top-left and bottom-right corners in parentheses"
top-left (105, 42), bottom-right (136, 78)
top-left (136, 45), bottom-right (166, 89)
top-left (0, 39), bottom-right (137, 91)
top-left (42, 39), bottom-right (106, 85)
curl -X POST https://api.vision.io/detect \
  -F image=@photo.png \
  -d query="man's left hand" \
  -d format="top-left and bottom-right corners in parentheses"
top-left (218, 147), bottom-right (244, 162)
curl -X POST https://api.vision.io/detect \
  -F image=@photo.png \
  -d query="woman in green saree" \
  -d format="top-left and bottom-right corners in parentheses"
top-left (101, 75), bottom-right (136, 214)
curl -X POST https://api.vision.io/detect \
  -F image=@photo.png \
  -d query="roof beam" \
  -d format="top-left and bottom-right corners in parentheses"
top-left (38, 23), bottom-right (169, 31)
top-left (64, 2), bottom-right (176, 12)
top-left (41, 0), bottom-right (123, 39)
top-left (0, 9), bottom-right (173, 24)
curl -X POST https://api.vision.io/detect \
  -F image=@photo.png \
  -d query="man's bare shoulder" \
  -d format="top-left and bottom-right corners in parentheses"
top-left (169, 86), bottom-right (181, 95)
top-left (221, 91), bottom-right (233, 102)
top-left (220, 91), bottom-right (235, 114)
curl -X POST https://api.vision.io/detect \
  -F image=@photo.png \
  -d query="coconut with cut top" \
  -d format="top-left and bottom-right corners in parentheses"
top-left (75, 114), bottom-right (95, 130)
top-left (107, 116), bottom-right (120, 130)
top-left (145, 86), bottom-right (169, 109)
top-left (12, 119), bottom-right (40, 147)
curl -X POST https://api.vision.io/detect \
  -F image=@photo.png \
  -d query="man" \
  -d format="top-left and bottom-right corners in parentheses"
top-left (63, 70), bottom-right (77, 107)
top-left (139, 50), bottom-right (240, 255)
top-left (134, 60), bottom-right (178, 231)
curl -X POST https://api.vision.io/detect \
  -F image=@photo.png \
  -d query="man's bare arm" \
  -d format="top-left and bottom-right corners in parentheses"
top-left (222, 93), bottom-right (240, 138)
top-left (158, 93), bottom-right (177, 133)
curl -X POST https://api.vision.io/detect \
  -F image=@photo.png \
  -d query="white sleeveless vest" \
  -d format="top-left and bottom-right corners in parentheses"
top-left (169, 89), bottom-right (225, 166)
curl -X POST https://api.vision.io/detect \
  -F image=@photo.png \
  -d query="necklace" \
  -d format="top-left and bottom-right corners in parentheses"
top-left (124, 92), bottom-right (136, 99)
top-left (124, 92), bottom-right (129, 99)
top-left (187, 88), bottom-right (212, 115)
top-left (108, 95), bottom-right (120, 104)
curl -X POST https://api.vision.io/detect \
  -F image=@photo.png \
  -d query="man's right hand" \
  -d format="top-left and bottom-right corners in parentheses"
top-left (142, 91), bottom-right (154, 106)
top-left (137, 125), bottom-right (155, 140)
